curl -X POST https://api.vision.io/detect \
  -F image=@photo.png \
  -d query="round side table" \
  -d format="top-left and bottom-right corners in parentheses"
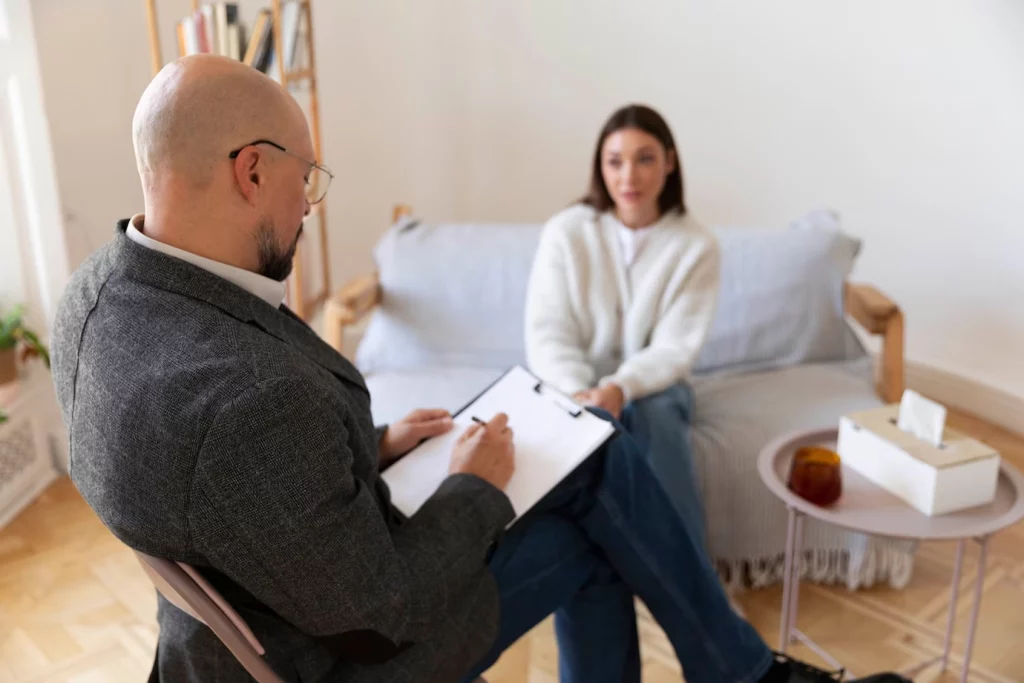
top-left (758, 427), bottom-right (1024, 682)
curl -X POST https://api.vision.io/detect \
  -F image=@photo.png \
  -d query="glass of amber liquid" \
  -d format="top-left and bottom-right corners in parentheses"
top-left (787, 445), bottom-right (842, 506)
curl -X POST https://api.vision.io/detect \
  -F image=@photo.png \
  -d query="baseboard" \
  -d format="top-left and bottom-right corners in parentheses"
top-left (905, 361), bottom-right (1023, 436)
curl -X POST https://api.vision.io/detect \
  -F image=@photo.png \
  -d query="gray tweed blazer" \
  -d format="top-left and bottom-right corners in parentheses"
top-left (51, 221), bottom-right (514, 682)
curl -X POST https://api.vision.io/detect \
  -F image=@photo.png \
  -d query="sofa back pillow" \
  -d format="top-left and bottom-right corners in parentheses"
top-left (355, 218), bottom-right (542, 374)
top-left (693, 209), bottom-right (865, 375)
top-left (355, 210), bottom-right (865, 377)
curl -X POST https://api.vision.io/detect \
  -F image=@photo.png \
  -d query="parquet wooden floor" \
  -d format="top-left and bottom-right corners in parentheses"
top-left (1, 411), bottom-right (1022, 682)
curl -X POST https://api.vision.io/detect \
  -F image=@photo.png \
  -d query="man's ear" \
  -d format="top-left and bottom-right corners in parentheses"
top-left (233, 148), bottom-right (263, 205)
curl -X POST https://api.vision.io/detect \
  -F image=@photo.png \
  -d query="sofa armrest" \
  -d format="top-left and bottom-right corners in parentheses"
top-left (845, 283), bottom-right (905, 403)
top-left (323, 273), bottom-right (381, 353)
top-left (323, 205), bottom-right (412, 354)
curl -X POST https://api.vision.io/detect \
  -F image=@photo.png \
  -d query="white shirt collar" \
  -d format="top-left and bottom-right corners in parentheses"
top-left (125, 214), bottom-right (287, 308)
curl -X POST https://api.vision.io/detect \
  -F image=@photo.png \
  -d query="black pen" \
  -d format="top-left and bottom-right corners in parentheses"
top-left (471, 416), bottom-right (486, 425)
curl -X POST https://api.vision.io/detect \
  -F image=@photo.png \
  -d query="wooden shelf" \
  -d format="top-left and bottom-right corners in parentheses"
top-left (284, 67), bottom-right (312, 83)
top-left (143, 0), bottom-right (330, 322)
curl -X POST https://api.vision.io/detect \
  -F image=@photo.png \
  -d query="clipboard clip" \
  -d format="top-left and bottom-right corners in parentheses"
top-left (533, 381), bottom-right (584, 418)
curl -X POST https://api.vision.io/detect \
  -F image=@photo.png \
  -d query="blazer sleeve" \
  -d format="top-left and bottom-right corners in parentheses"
top-left (524, 218), bottom-right (596, 395)
top-left (190, 375), bottom-right (514, 652)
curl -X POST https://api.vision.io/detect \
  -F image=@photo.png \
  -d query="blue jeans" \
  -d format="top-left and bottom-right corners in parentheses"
top-left (463, 410), bottom-right (772, 683)
top-left (620, 384), bottom-right (708, 551)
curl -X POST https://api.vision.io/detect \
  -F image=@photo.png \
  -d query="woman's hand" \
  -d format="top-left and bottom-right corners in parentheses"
top-left (573, 384), bottom-right (625, 419)
top-left (379, 409), bottom-right (454, 463)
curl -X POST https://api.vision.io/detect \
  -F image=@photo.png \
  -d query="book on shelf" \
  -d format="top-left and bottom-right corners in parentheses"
top-left (280, 1), bottom-right (302, 72)
top-left (215, 4), bottom-right (229, 58)
top-left (175, 2), bottom-right (304, 78)
top-left (243, 9), bottom-right (273, 71)
top-left (201, 5), bottom-right (216, 53)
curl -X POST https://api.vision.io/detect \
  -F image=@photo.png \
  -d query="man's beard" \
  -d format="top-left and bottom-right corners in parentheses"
top-left (256, 218), bottom-right (303, 282)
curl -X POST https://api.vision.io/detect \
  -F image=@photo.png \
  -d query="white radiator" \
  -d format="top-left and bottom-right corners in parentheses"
top-left (0, 373), bottom-right (63, 530)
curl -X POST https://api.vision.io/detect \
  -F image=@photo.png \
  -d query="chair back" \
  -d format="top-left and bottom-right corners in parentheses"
top-left (135, 550), bottom-right (286, 683)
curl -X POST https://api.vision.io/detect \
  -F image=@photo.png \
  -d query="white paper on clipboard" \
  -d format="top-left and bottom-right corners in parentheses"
top-left (380, 365), bottom-right (616, 526)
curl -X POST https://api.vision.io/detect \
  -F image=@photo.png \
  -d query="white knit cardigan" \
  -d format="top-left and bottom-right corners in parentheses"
top-left (524, 204), bottom-right (720, 402)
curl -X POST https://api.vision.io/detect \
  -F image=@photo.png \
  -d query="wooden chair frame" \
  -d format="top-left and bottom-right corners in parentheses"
top-left (324, 205), bottom-right (905, 404)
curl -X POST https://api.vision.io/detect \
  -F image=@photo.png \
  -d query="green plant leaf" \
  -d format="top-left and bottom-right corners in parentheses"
top-left (1, 304), bottom-right (24, 326)
top-left (0, 305), bottom-right (49, 367)
top-left (20, 329), bottom-right (50, 368)
top-left (0, 305), bottom-right (24, 347)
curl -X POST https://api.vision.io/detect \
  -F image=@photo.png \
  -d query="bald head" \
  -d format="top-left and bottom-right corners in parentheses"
top-left (130, 54), bottom-right (317, 281)
top-left (133, 54), bottom-right (308, 186)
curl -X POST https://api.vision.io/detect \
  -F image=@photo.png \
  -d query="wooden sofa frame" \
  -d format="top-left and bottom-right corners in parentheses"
top-left (323, 205), bottom-right (905, 403)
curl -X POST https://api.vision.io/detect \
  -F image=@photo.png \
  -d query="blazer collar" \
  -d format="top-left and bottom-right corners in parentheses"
top-left (112, 219), bottom-right (367, 393)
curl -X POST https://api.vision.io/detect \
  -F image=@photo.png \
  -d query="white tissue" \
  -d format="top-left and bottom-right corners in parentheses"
top-left (897, 389), bottom-right (947, 447)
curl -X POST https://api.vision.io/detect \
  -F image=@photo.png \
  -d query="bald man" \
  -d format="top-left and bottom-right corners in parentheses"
top-left (52, 56), bottom-right (907, 683)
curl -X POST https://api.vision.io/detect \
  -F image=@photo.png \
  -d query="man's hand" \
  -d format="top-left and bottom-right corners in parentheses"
top-left (449, 413), bottom-right (516, 490)
top-left (573, 383), bottom-right (625, 419)
top-left (379, 409), bottom-right (454, 463)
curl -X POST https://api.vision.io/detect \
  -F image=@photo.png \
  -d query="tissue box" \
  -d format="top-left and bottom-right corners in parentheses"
top-left (837, 405), bottom-right (1000, 516)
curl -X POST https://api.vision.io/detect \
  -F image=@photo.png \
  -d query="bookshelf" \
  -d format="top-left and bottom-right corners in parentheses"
top-left (144, 0), bottom-right (330, 321)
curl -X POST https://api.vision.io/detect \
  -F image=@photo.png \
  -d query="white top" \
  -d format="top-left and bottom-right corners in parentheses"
top-left (125, 214), bottom-right (286, 308)
top-left (524, 204), bottom-right (720, 403)
top-left (613, 217), bottom-right (655, 268)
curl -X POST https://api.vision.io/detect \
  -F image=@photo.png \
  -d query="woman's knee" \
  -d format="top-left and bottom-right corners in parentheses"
top-left (583, 408), bottom-right (656, 469)
top-left (627, 385), bottom-right (694, 423)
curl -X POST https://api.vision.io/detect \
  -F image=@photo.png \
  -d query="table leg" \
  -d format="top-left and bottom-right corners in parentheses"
top-left (788, 513), bottom-right (805, 640)
top-left (940, 539), bottom-right (966, 673)
top-left (779, 507), bottom-right (798, 652)
top-left (960, 537), bottom-right (989, 683)
top-left (793, 630), bottom-right (847, 673)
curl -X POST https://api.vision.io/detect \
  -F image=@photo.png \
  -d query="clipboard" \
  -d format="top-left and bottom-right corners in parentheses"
top-left (448, 365), bottom-right (598, 422)
top-left (380, 365), bottom-right (618, 526)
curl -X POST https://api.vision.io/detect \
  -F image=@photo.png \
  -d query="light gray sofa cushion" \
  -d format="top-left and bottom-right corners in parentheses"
top-left (691, 356), bottom-right (914, 589)
top-left (355, 219), bottom-right (542, 375)
top-left (367, 366), bottom-right (504, 426)
top-left (355, 210), bottom-right (865, 379)
top-left (364, 358), bottom-right (915, 590)
top-left (692, 209), bottom-right (865, 375)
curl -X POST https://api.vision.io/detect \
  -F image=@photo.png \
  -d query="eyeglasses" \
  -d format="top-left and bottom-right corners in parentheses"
top-left (228, 139), bottom-right (334, 204)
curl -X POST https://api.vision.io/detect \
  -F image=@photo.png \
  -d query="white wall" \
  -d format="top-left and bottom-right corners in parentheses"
top-left (31, 0), bottom-right (1024, 399)
top-left (2, 0), bottom-right (70, 329)
top-left (29, 0), bottom-right (153, 266)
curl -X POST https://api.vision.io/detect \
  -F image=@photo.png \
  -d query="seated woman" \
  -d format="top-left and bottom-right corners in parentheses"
top-left (525, 103), bottom-right (717, 549)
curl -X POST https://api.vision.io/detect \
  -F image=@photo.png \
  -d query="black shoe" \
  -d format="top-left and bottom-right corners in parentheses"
top-left (761, 651), bottom-right (842, 682)
top-left (762, 652), bottom-right (911, 683)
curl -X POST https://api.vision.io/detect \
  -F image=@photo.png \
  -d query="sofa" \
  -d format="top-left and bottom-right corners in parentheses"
top-left (323, 206), bottom-right (915, 590)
